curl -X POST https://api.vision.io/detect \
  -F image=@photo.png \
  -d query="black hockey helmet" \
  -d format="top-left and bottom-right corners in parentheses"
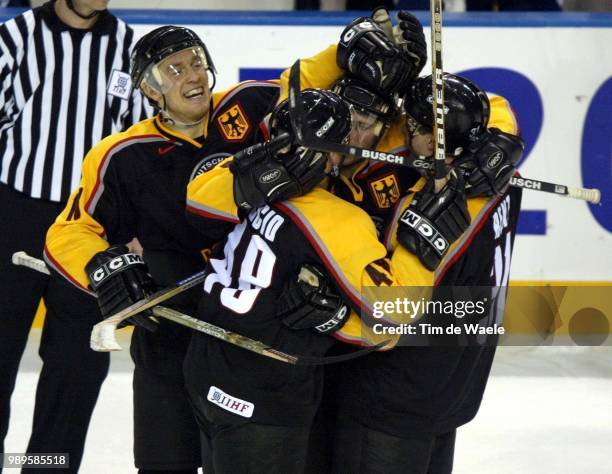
top-left (269, 89), bottom-right (351, 188)
top-left (270, 88), bottom-right (351, 147)
top-left (130, 26), bottom-right (217, 91)
top-left (332, 77), bottom-right (396, 126)
top-left (404, 73), bottom-right (490, 155)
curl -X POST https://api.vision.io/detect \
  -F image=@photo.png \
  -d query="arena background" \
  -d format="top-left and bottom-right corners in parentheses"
top-left (2, 5), bottom-right (611, 473)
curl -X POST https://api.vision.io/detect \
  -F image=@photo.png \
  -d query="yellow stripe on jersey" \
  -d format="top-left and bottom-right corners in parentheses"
top-left (186, 158), bottom-right (239, 223)
top-left (45, 118), bottom-right (167, 291)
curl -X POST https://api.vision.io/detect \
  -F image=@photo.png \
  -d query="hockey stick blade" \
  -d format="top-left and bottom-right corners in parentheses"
top-left (509, 177), bottom-right (601, 204)
top-left (14, 253), bottom-right (391, 364)
top-left (287, 60), bottom-right (434, 173)
top-left (90, 268), bottom-right (208, 351)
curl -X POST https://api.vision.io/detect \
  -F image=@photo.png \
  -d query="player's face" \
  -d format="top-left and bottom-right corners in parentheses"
top-left (74, 0), bottom-right (110, 11)
top-left (157, 47), bottom-right (212, 123)
top-left (330, 108), bottom-right (381, 168)
top-left (410, 130), bottom-right (434, 157)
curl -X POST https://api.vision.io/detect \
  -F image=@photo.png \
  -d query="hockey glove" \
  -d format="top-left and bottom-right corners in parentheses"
top-left (393, 11), bottom-right (427, 80)
top-left (337, 17), bottom-right (413, 100)
top-left (455, 128), bottom-right (525, 197)
top-left (277, 264), bottom-right (350, 335)
top-left (86, 245), bottom-right (158, 331)
top-left (231, 134), bottom-right (326, 211)
top-left (397, 171), bottom-right (471, 271)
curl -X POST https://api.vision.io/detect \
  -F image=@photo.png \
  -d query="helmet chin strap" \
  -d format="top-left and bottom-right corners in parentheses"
top-left (66, 0), bottom-right (99, 20)
top-left (159, 94), bottom-right (206, 129)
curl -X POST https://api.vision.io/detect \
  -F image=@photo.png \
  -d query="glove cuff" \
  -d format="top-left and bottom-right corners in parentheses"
top-left (88, 253), bottom-right (146, 290)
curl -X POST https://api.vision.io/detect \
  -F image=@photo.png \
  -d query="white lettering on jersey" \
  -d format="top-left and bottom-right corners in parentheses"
top-left (493, 194), bottom-right (511, 239)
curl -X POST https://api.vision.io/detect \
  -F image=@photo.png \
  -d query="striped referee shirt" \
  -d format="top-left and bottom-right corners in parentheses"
top-left (0, 1), bottom-right (152, 203)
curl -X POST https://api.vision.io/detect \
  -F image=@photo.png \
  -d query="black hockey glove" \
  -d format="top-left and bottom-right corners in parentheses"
top-left (86, 245), bottom-right (158, 331)
top-left (231, 133), bottom-right (326, 211)
top-left (277, 264), bottom-right (350, 335)
top-left (337, 16), bottom-right (413, 100)
top-left (394, 11), bottom-right (427, 80)
top-left (397, 171), bottom-right (471, 271)
top-left (455, 128), bottom-right (525, 197)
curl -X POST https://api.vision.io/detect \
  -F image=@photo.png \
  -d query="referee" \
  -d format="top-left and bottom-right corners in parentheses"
top-left (0, 0), bottom-right (150, 471)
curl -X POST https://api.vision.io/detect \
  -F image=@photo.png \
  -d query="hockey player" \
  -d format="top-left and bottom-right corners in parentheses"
top-left (319, 75), bottom-right (524, 473)
top-left (182, 89), bottom-right (471, 473)
top-left (44, 26), bottom-right (280, 472)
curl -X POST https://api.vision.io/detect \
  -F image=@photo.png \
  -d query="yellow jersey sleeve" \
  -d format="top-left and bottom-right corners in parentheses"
top-left (279, 44), bottom-right (342, 102)
top-left (281, 187), bottom-right (434, 347)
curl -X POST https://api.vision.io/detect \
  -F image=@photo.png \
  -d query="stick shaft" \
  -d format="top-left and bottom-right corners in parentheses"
top-left (509, 177), bottom-right (601, 204)
top-left (430, 0), bottom-right (447, 187)
top-left (151, 306), bottom-right (299, 365)
top-left (12, 251), bottom-right (50, 275)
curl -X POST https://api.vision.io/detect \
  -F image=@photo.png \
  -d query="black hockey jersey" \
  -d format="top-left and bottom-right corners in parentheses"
top-left (346, 183), bottom-right (523, 436)
top-left (45, 80), bottom-right (279, 291)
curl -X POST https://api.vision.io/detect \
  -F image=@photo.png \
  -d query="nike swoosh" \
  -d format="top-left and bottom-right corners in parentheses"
top-left (158, 144), bottom-right (177, 155)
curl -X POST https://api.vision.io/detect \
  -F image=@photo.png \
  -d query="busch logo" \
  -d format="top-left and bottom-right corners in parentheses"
top-left (509, 176), bottom-right (542, 190)
top-left (487, 151), bottom-right (504, 169)
top-left (259, 169), bottom-right (282, 184)
top-left (362, 150), bottom-right (404, 165)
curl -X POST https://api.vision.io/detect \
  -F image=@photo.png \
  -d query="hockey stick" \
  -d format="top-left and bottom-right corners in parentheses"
top-left (430, 0), bottom-right (447, 192)
top-left (12, 251), bottom-right (50, 275)
top-left (286, 61), bottom-right (600, 204)
top-left (509, 177), bottom-right (601, 204)
top-left (287, 60), bottom-right (434, 173)
top-left (12, 252), bottom-right (390, 365)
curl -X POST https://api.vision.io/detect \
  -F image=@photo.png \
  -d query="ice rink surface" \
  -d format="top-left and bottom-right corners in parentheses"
top-left (6, 330), bottom-right (612, 473)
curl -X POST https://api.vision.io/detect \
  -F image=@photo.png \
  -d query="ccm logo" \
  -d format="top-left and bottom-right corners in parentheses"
top-left (259, 169), bottom-right (282, 184)
top-left (91, 253), bottom-right (143, 283)
top-left (400, 210), bottom-right (449, 255)
top-left (315, 117), bottom-right (335, 138)
top-left (315, 305), bottom-right (349, 333)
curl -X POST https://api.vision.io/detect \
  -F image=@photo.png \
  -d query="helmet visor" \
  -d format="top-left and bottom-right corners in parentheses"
top-left (349, 107), bottom-right (385, 149)
top-left (143, 46), bottom-right (212, 94)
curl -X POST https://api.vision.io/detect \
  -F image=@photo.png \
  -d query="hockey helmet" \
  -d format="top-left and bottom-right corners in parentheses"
top-left (270, 88), bottom-right (351, 148)
top-left (269, 89), bottom-right (351, 186)
top-left (333, 77), bottom-right (396, 128)
top-left (404, 73), bottom-right (490, 155)
top-left (130, 26), bottom-right (217, 93)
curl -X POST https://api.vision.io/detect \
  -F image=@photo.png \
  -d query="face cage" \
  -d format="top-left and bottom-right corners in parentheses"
top-left (142, 47), bottom-right (216, 95)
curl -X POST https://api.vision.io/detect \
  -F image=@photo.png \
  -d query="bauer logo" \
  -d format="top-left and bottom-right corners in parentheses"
top-left (259, 169), bottom-right (282, 184)
top-left (207, 386), bottom-right (254, 418)
top-left (487, 151), bottom-right (503, 169)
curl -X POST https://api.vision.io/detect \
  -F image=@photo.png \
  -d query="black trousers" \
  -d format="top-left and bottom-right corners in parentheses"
top-left (185, 378), bottom-right (310, 474)
top-left (129, 250), bottom-right (204, 471)
top-left (332, 415), bottom-right (456, 474)
top-left (0, 184), bottom-right (108, 473)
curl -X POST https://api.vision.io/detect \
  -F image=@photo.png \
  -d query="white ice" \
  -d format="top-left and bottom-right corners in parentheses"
top-left (5, 331), bottom-right (612, 473)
